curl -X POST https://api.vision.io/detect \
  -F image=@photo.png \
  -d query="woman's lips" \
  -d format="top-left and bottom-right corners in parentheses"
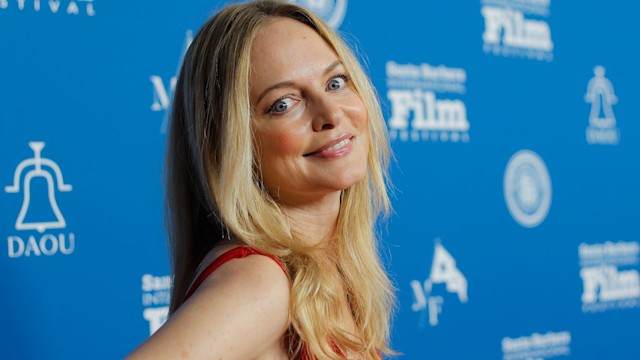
top-left (304, 134), bottom-right (354, 158)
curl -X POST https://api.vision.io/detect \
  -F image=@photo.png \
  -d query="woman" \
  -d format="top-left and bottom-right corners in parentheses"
top-left (128, 1), bottom-right (394, 359)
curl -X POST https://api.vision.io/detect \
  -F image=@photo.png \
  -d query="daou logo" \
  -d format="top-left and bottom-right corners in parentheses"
top-left (584, 66), bottom-right (620, 145)
top-left (0, 0), bottom-right (96, 16)
top-left (481, 0), bottom-right (553, 61)
top-left (150, 30), bottom-right (193, 133)
top-left (410, 240), bottom-right (468, 326)
top-left (287, 0), bottom-right (347, 28)
top-left (4, 142), bottom-right (75, 258)
top-left (503, 149), bottom-right (552, 228)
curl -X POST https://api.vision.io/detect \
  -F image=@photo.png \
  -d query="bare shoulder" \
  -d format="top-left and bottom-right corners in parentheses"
top-left (193, 248), bottom-right (291, 309)
top-left (126, 251), bottom-right (290, 360)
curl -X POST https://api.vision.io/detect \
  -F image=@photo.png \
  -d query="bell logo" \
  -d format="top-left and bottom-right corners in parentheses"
top-left (584, 66), bottom-right (620, 145)
top-left (4, 142), bottom-right (75, 258)
top-left (410, 240), bottom-right (468, 326)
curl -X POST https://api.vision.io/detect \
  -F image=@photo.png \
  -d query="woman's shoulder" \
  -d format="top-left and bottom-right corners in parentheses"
top-left (188, 245), bottom-right (290, 308)
top-left (195, 245), bottom-right (288, 292)
top-left (180, 245), bottom-right (291, 353)
top-left (198, 244), bottom-right (287, 279)
top-left (127, 245), bottom-right (290, 359)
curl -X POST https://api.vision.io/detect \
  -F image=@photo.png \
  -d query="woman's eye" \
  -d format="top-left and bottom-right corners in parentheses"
top-left (327, 75), bottom-right (347, 91)
top-left (269, 97), bottom-right (294, 114)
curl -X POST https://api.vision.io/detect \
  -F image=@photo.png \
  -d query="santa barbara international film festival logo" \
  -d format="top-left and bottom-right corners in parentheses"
top-left (386, 61), bottom-right (470, 143)
top-left (287, 0), bottom-right (347, 28)
top-left (501, 330), bottom-right (571, 360)
top-left (584, 66), bottom-right (620, 145)
top-left (481, 0), bottom-right (553, 61)
top-left (4, 142), bottom-right (76, 258)
top-left (410, 240), bottom-right (468, 327)
top-left (141, 273), bottom-right (171, 335)
top-left (503, 150), bottom-right (552, 228)
top-left (0, 0), bottom-right (96, 16)
top-left (150, 30), bottom-right (193, 134)
top-left (579, 241), bottom-right (640, 313)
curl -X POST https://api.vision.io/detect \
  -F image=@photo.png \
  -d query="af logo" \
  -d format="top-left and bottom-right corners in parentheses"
top-left (287, 0), bottom-right (347, 28)
top-left (150, 30), bottom-right (193, 133)
top-left (4, 142), bottom-right (75, 258)
top-left (503, 150), bottom-right (552, 228)
top-left (584, 66), bottom-right (620, 145)
top-left (410, 240), bottom-right (468, 326)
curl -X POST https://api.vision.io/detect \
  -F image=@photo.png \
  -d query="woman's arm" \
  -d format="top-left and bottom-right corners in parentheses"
top-left (126, 254), bottom-right (290, 359)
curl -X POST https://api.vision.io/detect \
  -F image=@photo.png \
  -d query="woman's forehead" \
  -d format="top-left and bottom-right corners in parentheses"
top-left (249, 18), bottom-right (341, 89)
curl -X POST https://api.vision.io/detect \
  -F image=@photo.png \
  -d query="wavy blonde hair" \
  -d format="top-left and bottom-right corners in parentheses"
top-left (166, 1), bottom-right (394, 358)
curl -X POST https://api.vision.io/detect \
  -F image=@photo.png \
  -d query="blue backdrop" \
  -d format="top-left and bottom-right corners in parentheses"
top-left (1, 0), bottom-right (638, 359)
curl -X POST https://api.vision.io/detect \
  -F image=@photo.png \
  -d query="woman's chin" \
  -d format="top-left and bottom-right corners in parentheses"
top-left (331, 170), bottom-right (367, 191)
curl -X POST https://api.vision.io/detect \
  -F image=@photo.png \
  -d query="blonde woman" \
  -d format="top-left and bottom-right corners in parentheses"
top-left (127, 1), bottom-right (395, 359)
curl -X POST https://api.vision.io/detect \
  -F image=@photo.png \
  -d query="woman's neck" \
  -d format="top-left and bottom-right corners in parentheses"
top-left (279, 191), bottom-right (342, 247)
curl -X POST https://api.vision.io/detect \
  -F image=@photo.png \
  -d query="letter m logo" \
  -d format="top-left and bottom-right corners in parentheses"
top-left (150, 76), bottom-right (177, 111)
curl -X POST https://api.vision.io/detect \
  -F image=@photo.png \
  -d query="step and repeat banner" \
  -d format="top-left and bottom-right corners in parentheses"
top-left (1, 0), bottom-right (638, 359)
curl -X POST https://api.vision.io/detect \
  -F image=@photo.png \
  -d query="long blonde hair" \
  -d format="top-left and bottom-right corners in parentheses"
top-left (166, 1), bottom-right (394, 358)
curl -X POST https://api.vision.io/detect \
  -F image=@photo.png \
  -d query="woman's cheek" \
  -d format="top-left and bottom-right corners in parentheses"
top-left (268, 123), bottom-right (308, 155)
top-left (343, 95), bottom-right (368, 127)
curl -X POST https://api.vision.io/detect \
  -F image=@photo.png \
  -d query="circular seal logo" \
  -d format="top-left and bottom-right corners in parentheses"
top-left (288, 0), bottom-right (348, 28)
top-left (503, 150), bottom-right (552, 228)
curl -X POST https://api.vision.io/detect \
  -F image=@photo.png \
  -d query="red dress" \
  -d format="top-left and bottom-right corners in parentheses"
top-left (183, 246), bottom-right (285, 302)
top-left (182, 246), bottom-right (382, 359)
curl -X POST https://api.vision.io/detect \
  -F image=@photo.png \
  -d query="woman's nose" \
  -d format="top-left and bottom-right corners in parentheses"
top-left (311, 96), bottom-right (343, 131)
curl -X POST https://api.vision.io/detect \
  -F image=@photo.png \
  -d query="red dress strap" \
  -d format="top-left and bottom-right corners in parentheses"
top-left (182, 246), bottom-right (286, 303)
top-left (300, 344), bottom-right (383, 359)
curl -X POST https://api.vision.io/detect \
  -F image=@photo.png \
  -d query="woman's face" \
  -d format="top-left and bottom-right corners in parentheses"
top-left (250, 18), bottom-right (369, 206)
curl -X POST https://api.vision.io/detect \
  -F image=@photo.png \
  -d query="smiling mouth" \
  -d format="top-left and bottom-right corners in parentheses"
top-left (304, 136), bottom-right (353, 156)
top-left (324, 138), bottom-right (350, 152)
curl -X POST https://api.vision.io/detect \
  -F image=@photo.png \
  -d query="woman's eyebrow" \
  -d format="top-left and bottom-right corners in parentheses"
top-left (255, 60), bottom-right (343, 104)
top-left (323, 60), bottom-right (342, 75)
top-left (256, 80), bottom-right (295, 104)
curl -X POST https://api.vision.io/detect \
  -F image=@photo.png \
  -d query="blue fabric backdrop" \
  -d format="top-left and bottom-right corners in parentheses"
top-left (1, 0), bottom-right (638, 359)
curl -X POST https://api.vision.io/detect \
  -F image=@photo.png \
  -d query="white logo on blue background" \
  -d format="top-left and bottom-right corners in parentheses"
top-left (503, 150), bottom-right (552, 228)
top-left (288, 0), bottom-right (347, 28)
top-left (410, 239), bottom-right (468, 327)
top-left (584, 65), bottom-right (619, 145)
top-left (150, 30), bottom-right (193, 133)
top-left (141, 274), bottom-right (171, 334)
top-left (579, 241), bottom-right (640, 312)
top-left (0, 0), bottom-right (96, 16)
top-left (5, 142), bottom-right (72, 233)
top-left (502, 331), bottom-right (571, 360)
top-left (481, 0), bottom-right (553, 61)
top-left (386, 61), bottom-right (470, 142)
top-left (5, 142), bottom-right (75, 258)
